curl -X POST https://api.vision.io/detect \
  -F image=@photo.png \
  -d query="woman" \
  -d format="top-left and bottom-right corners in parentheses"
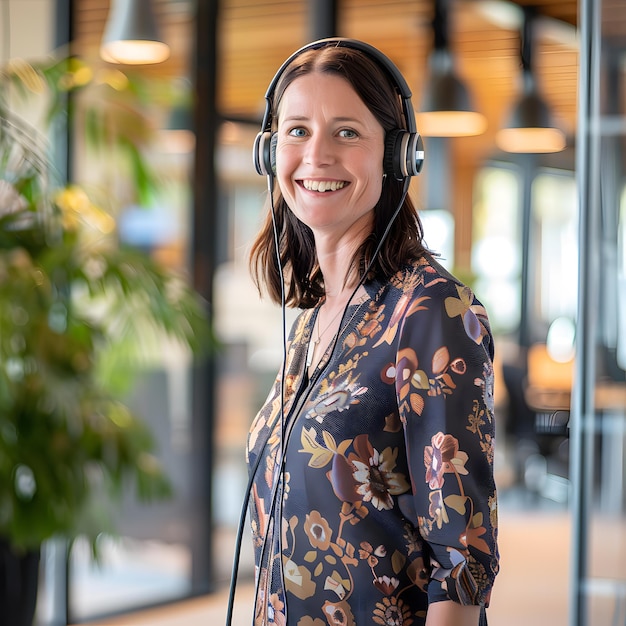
top-left (247, 39), bottom-right (499, 626)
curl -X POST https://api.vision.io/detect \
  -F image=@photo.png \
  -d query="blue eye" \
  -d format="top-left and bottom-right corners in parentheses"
top-left (289, 128), bottom-right (307, 137)
top-left (339, 129), bottom-right (358, 138)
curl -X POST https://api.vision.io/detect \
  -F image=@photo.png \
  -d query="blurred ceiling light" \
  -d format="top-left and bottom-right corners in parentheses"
top-left (101, 0), bottom-right (170, 65)
top-left (496, 9), bottom-right (566, 153)
top-left (417, 0), bottom-right (487, 137)
top-left (475, 0), bottom-right (523, 30)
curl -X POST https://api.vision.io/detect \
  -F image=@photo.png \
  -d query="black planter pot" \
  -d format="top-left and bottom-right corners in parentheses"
top-left (0, 538), bottom-right (41, 626)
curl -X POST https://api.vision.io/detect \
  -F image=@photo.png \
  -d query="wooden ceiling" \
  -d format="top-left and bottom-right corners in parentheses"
top-left (72, 1), bottom-right (625, 167)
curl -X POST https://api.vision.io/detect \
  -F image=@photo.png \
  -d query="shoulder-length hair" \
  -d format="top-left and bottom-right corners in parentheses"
top-left (249, 43), bottom-right (427, 308)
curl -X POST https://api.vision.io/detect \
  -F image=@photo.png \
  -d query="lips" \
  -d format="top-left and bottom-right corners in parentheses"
top-left (300, 179), bottom-right (348, 192)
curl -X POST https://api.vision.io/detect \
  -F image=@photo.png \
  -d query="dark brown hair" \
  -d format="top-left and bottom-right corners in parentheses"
top-left (249, 43), bottom-right (427, 308)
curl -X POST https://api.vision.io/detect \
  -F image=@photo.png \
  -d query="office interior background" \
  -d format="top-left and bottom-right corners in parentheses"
top-left (1, 0), bottom-right (624, 625)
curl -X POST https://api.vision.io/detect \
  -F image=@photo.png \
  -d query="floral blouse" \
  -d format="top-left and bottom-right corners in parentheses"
top-left (246, 255), bottom-right (499, 626)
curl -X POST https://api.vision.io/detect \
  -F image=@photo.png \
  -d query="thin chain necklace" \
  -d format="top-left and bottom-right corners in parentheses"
top-left (306, 294), bottom-right (368, 370)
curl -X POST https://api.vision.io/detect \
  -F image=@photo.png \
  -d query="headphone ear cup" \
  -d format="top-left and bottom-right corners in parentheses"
top-left (270, 132), bottom-right (278, 175)
top-left (253, 130), bottom-right (274, 176)
top-left (410, 132), bottom-right (425, 176)
top-left (384, 129), bottom-right (425, 179)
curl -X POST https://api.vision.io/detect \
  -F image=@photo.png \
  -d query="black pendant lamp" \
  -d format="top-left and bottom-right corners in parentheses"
top-left (417, 0), bottom-right (487, 137)
top-left (496, 9), bottom-right (566, 153)
top-left (101, 0), bottom-right (170, 65)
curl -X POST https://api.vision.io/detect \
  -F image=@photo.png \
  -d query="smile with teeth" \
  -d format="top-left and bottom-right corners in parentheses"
top-left (301, 180), bottom-right (347, 192)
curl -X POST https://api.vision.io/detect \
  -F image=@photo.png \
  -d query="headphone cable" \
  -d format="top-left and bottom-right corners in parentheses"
top-left (225, 173), bottom-right (411, 624)
top-left (225, 175), bottom-right (286, 626)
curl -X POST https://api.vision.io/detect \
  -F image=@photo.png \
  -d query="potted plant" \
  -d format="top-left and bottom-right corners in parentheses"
top-left (0, 65), bottom-right (210, 624)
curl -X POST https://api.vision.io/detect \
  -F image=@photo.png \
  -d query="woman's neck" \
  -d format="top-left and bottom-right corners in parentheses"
top-left (314, 217), bottom-right (372, 299)
top-left (315, 230), bottom-right (369, 300)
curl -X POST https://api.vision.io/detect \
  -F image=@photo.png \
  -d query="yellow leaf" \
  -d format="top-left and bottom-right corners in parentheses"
top-left (444, 494), bottom-right (467, 515)
top-left (472, 512), bottom-right (484, 528)
top-left (304, 550), bottom-right (317, 562)
top-left (445, 296), bottom-right (465, 318)
top-left (322, 430), bottom-right (338, 452)
top-left (337, 438), bottom-right (353, 455)
top-left (299, 427), bottom-right (334, 468)
top-left (412, 370), bottom-right (430, 389)
top-left (391, 549), bottom-right (406, 574)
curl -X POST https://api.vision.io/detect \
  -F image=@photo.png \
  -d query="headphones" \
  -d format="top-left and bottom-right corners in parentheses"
top-left (253, 37), bottom-right (424, 182)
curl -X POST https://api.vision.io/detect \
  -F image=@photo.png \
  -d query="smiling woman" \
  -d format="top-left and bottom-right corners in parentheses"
top-left (239, 39), bottom-right (499, 626)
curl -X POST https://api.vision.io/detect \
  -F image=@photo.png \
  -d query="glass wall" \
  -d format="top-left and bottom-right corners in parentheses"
top-left (53, 1), bottom-right (205, 622)
top-left (472, 165), bottom-right (522, 335)
top-left (472, 162), bottom-right (577, 474)
top-left (570, 0), bottom-right (626, 623)
top-left (211, 122), bottom-right (289, 585)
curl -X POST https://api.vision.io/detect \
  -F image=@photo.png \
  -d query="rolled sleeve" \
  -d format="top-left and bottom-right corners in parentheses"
top-left (395, 282), bottom-right (499, 607)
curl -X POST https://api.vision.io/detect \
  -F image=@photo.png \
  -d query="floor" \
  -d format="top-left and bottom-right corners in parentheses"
top-left (75, 504), bottom-right (573, 626)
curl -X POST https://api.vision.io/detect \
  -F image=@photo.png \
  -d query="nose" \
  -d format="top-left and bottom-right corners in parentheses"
top-left (303, 132), bottom-right (334, 167)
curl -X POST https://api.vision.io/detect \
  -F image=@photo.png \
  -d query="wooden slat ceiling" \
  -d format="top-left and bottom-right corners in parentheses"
top-left (72, 1), bottom-right (625, 167)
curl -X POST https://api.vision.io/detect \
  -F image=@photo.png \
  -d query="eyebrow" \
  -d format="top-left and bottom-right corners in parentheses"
top-left (280, 115), bottom-right (363, 124)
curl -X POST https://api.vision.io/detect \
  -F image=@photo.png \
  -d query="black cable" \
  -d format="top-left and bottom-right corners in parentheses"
top-left (225, 174), bottom-right (286, 625)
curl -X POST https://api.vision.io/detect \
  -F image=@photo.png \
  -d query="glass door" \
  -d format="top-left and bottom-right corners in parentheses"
top-left (570, 0), bottom-right (626, 623)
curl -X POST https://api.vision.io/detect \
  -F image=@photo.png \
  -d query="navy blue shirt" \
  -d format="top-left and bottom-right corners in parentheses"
top-left (247, 255), bottom-right (499, 625)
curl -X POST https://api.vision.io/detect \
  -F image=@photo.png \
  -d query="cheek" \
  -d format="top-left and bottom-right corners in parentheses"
top-left (274, 149), bottom-right (298, 206)
top-left (359, 147), bottom-right (384, 183)
top-left (360, 163), bottom-right (384, 201)
top-left (274, 146), bottom-right (296, 181)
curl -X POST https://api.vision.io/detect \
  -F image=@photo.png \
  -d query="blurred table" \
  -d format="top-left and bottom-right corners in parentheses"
top-left (524, 344), bottom-right (626, 512)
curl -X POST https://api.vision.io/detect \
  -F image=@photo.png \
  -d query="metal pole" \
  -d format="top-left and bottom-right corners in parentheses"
top-left (569, 0), bottom-right (602, 623)
top-left (49, 4), bottom-right (73, 624)
top-left (191, 0), bottom-right (220, 594)
top-left (308, 0), bottom-right (338, 40)
top-left (54, 0), bottom-right (73, 186)
top-left (518, 154), bottom-right (534, 349)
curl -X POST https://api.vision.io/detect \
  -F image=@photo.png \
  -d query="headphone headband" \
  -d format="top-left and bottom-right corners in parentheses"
top-left (254, 37), bottom-right (424, 180)
top-left (259, 38), bottom-right (417, 135)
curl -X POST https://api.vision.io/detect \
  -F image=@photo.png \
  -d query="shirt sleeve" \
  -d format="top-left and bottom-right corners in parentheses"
top-left (395, 281), bottom-right (499, 607)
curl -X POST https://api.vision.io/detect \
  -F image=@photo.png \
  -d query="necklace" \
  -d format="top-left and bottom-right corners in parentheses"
top-left (305, 294), bottom-right (368, 370)
top-left (313, 305), bottom-right (345, 346)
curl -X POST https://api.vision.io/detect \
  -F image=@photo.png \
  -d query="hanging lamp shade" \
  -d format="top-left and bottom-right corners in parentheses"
top-left (416, 0), bottom-right (486, 137)
top-left (495, 9), bottom-right (565, 153)
top-left (496, 70), bottom-right (566, 153)
top-left (417, 49), bottom-right (487, 137)
top-left (101, 0), bottom-right (170, 65)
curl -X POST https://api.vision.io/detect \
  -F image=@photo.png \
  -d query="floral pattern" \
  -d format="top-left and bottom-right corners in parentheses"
top-left (247, 256), bottom-right (499, 625)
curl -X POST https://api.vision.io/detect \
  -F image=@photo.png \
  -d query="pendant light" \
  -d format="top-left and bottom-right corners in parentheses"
top-left (101, 0), bottom-right (170, 65)
top-left (417, 0), bottom-right (487, 137)
top-left (496, 8), bottom-right (566, 153)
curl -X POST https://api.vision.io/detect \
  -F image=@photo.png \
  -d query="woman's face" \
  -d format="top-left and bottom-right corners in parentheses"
top-left (275, 72), bottom-right (385, 241)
